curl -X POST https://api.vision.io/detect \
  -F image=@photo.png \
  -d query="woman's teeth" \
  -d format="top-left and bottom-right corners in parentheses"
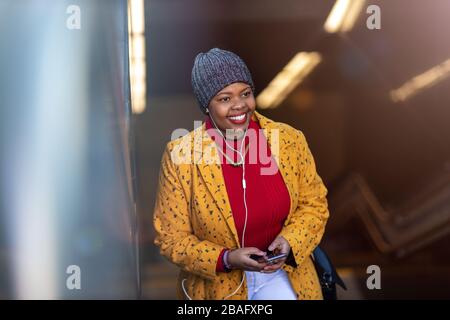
top-left (229, 114), bottom-right (246, 121)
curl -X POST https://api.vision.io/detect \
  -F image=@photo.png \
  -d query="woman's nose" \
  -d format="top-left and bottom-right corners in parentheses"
top-left (231, 98), bottom-right (246, 109)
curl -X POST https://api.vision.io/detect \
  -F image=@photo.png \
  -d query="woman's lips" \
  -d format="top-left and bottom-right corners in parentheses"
top-left (227, 112), bottom-right (247, 124)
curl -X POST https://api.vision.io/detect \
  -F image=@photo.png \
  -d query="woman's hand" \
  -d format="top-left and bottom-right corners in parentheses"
top-left (227, 247), bottom-right (268, 272)
top-left (262, 236), bottom-right (291, 273)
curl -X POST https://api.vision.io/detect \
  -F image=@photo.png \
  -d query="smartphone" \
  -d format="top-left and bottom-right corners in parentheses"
top-left (250, 252), bottom-right (288, 264)
top-left (265, 252), bottom-right (288, 264)
top-left (249, 254), bottom-right (266, 263)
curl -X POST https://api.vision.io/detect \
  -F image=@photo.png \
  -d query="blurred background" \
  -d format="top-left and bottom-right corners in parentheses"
top-left (137, 0), bottom-right (450, 299)
top-left (1, 0), bottom-right (450, 299)
top-left (0, 0), bottom-right (139, 299)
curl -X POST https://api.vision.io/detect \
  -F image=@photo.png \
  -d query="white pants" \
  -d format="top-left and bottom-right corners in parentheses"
top-left (245, 269), bottom-right (297, 300)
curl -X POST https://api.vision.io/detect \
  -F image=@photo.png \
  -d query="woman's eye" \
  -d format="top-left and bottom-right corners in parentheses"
top-left (243, 91), bottom-right (251, 97)
top-left (220, 97), bottom-right (230, 102)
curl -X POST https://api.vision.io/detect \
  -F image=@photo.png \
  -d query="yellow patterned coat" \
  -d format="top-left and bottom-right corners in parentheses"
top-left (153, 111), bottom-right (329, 300)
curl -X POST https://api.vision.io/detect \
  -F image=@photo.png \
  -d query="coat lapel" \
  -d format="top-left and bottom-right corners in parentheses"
top-left (194, 126), bottom-right (241, 246)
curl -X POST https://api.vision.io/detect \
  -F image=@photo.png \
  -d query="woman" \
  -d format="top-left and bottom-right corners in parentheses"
top-left (153, 48), bottom-right (329, 300)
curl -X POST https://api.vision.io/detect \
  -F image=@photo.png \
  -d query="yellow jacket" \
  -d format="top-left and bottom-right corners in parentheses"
top-left (153, 111), bottom-right (329, 300)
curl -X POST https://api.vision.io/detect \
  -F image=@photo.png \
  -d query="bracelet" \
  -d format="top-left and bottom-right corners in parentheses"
top-left (223, 249), bottom-right (232, 271)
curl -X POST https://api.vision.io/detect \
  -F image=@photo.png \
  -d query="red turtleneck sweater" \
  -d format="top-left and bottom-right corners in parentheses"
top-left (205, 115), bottom-right (291, 272)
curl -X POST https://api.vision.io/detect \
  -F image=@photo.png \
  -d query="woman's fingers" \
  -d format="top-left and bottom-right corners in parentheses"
top-left (244, 255), bottom-right (267, 271)
top-left (262, 259), bottom-right (285, 272)
top-left (262, 238), bottom-right (290, 273)
top-left (245, 247), bottom-right (266, 256)
top-left (268, 238), bottom-right (281, 252)
top-left (280, 240), bottom-right (291, 254)
top-left (234, 246), bottom-right (291, 272)
top-left (268, 236), bottom-right (291, 255)
top-left (230, 247), bottom-right (265, 271)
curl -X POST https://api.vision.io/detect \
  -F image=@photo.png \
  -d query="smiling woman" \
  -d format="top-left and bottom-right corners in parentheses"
top-left (153, 48), bottom-right (330, 300)
top-left (207, 82), bottom-right (255, 140)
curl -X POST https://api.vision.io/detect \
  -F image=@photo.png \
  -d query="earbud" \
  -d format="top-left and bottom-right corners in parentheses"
top-left (205, 108), bottom-right (209, 113)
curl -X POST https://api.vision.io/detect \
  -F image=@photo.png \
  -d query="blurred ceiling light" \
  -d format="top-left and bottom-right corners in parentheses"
top-left (390, 58), bottom-right (450, 103)
top-left (130, 0), bottom-right (145, 33)
top-left (128, 0), bottom-right (146, 114)
top-left (324, 0), bottom-right (365, 33)
top-left (257, 52), bottom-right (322, 109)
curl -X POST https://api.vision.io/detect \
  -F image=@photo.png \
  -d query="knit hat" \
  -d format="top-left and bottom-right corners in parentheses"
top-left (191, 48), bottom-right (255, 114)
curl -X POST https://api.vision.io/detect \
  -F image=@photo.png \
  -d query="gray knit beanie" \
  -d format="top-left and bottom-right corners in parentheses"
top-left (191, 48), bottom-right (255, 114)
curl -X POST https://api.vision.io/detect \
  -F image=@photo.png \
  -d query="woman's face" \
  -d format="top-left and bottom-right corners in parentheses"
top-left (207, 82), bottom-right (256, 138)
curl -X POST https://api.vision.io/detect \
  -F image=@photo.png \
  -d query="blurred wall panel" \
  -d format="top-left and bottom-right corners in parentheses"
top-left (0, 0), bottom-right (139, 299)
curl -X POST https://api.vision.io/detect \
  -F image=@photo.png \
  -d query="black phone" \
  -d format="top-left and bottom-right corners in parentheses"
top-left (250, 252), bottom-right (288, 264)
top-left (249, 254), bottom-right (266, 263)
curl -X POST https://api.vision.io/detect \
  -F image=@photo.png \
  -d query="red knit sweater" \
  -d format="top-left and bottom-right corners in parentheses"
top-left (204, 115), bottom-right (291, 272)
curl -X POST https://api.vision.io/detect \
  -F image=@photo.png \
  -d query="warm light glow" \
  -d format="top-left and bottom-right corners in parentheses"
top-left (341, 0), bottom-right (366, 32)
top-left (132, 34), bottom-right (146, 60)
top-left (324, 0), bottom-right (351, 33)
top-left (390, 58), bottom-right (450, 102)
top-left (324, 0), bottom-right (365, 33)
top-left (131, 60), bottom-right (146, 79)
top-left (128, 0), bottom-right (147, 114)
top-left (131, 96), bottom-right (146, 114)
top-left (130, 0), bottom-right (145, 34)
top-left (257, 52), bottom-right (322, 109)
